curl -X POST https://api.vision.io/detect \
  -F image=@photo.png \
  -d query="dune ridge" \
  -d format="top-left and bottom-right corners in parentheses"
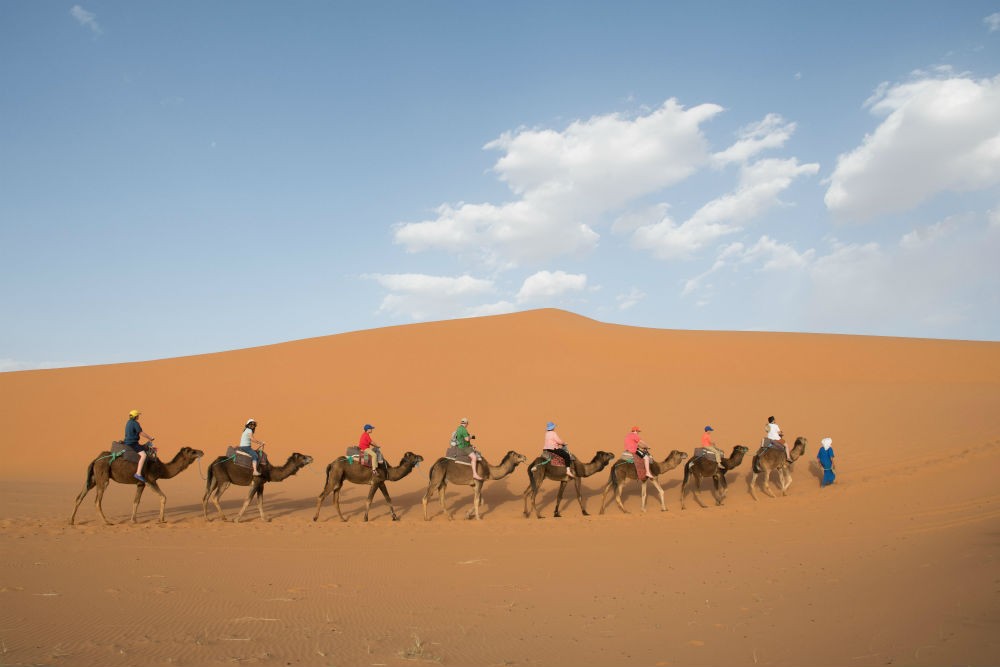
top-left (1, 309), bottom-right (998, 666)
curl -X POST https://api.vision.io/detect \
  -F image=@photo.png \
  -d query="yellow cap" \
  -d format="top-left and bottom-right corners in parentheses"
top-left (129, 409), bottom-right (141, 419)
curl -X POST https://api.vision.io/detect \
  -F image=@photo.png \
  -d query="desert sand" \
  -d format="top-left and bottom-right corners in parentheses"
top-left (1, 308), bottom-right (998, 667)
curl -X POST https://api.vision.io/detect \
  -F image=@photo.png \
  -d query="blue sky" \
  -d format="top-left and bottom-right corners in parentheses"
top-left (2, 2), bottom-right (999, 370)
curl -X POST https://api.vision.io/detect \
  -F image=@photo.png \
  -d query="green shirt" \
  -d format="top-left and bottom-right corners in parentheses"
top-left (453, 424), bottom-right (471, 448)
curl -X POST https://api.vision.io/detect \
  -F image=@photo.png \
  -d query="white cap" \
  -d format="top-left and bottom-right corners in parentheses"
top-left (821, 437), bottom-right (832, 448)
top-left (246, 418), bottom-right (257, 426)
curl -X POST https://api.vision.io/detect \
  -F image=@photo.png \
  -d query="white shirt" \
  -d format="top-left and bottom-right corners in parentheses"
top-left (766, 423), bottom-right (782, 440)
top-left (240, 427), bottom-right (254, 448)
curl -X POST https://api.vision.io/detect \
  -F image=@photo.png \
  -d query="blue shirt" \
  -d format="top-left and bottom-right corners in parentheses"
top-left (124, 419), bottom-right (142, 445)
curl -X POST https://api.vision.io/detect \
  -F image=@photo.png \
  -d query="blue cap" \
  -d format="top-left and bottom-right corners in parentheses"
top-left (546, 421), bottom-right (556, 431)
top-left (364, 424), bottom-right (374, 431)
top-left (704, 425), bottom-right (714, 432)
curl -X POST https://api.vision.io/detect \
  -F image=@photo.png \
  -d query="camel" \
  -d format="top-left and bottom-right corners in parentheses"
top-left (522, 450), bottom-right (615, 519)
top-left (422, 450), bottom-right (527, 521)
top-left (679, 445), bottom-right (749, 509)
top-left (70, 445), bottom-right (204, 525)
top-left (599, 450), bottom-right (689, 514)
top-left (202, 450), bottom-right (314, 522)
top-left (749, 436), bottom-right (808, 500)
top-left (313, 451), bottom-right (424, 522)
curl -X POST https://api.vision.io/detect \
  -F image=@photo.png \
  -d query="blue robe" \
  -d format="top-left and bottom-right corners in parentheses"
top-left (817, 446), bottom-right (835, 486)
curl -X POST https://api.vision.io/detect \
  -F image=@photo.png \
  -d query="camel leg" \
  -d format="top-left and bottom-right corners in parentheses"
top-left (94, 480), bottom-right (114, 525)
top-left (149, 483), bottom-right (168, 523)
top-left (363, 482), bottom-right (379, 522)
top-left (332, 481), bottom-right (348, 523)
top-left (531, 474), bottom-right (545, 519)
top-left (377, 483), bottom-right (399, 521)
top-left (256, 485), bottom-right (267, 522)
top-left (715, 473), bottom-right (729, 505)
top-left (599, 481), bottom-right (613, 514)
top-left (570, 477), bottom-right (587, 516)
top-left (749, 470), bottom-right (760, 501)
top-left (211, 481), bottom-right (231, 521)
top-left (471, 481), bottom-right (483, 520)
top-left (313, 477), bottom-right (333, 522)
top-left (234, 483), bottom-right (259, 523)
top-left (70, 476), bottom-right (96, 525)
top-left (422, 485), bottom-right (433, 521)
top-left (439, 483), bottom-right (451, 520)
top-left (555, 480), bottom-right (572, 518)
top-left (779, 468), bottom-right (792, 495)
top-left (522, 484), bottom-right (532, 518)
top-left (640, 480), bottom-right (648, 512)
top-left (761, 469), bottom-right (777, 499)
top-left (651, 478), bottom-right (667, 511)
top-left (129, 483), bottom-right (147, 523)
top-left (689, 475), bottom-right (709, 508)
top-left (614, 480), bottom-right (629, 514)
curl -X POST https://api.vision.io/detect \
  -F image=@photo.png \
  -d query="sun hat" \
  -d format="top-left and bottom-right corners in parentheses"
top-left (821, 437), bottom-right (833, 448)
top-left (460, 417), bottom-right (469, 424)
top-left (546, 421), bottom-right (556, 431)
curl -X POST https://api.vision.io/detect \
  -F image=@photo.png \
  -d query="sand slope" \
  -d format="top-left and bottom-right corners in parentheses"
top-left (1, 309), bottom-right (998, 666)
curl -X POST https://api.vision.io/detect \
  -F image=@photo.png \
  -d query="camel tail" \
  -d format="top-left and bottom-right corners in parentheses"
top-left (610, 462), bottom-right (619, 487)
top-left (528, 465), bottom-right (539, 494)
top-left (751, 454), bottom-right (762, 474)
top-left (83, 459), bottom-right (97, 489)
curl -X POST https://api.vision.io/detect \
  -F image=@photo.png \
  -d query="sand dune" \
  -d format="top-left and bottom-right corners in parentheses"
top-left (1, 309), bottom-right (998, 666)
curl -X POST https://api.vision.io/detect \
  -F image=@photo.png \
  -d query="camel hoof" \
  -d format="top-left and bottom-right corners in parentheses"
top-left (580, 510), bottom-right (588, 516)
top-left (391, 515), bottom-right (399, 522)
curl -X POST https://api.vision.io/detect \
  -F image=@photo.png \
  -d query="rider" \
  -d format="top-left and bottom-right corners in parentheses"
top-left (765, 415), bottom-right (789, 461)
top-left (238, 418), bottom-right (266, 477)
top-left (124, 409), bottom-right (155, 483)
top-left (452, 417), bottom-right (482, 480)
top-left (702, 425), bottom-right (724, 468)
top-left (359, 424), bottom-right (383, 484)
top-left (624, 426), bottom-right (654, 480)
top-left (543, 421), bottom-right (574, 478)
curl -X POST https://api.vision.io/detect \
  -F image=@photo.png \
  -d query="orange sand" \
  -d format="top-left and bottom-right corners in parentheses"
top-left (1, 309), bottom-right (998, 666)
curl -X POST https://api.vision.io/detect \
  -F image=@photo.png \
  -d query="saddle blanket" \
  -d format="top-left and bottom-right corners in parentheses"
top-left (346, 446), bottom-right (383, 467)
top-left (541, 450), bottom-right (567, 467)
top-left (445, 446), bottom-right (478, 463)
top-left (110, 441), bottom-right (156, 464)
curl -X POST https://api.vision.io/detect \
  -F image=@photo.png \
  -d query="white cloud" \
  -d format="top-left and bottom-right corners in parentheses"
top-left (825, 74), bottom-right (1000, 220)
top-left (70, 5), bottom-right (101, 34)
top-left (516, 270), bottom-right (587, 303)
top-left (366, 273), bottom-right (496, 320)
top-left (712, 114), bottom-right (797, 166)
top-left (683, 213), bottom-right (1000, 337)
top-left (984, 12), bottom-right (1000, 32)
top-left (616, 287), bottom-right (646, 310)
top-left (393, 99), bottom-right (723, 267)
top-left (630, 157), bottom-right (819, 259)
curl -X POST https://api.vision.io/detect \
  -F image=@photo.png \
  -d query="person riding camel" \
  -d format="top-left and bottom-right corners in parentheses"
top-left (358, 424), bottom-right (384, 484)
top-left (624, 426), bottom-right (654, 480)
top-left (124, 409), bottom-right (154, 483)
top-left (766, 415), bottom-right (789, 462)
top-left (238, 418), bottom-right (266, 477)
top-left (701, 425), bottom-right (724, 468)
top-left (452, 417), bottom-right (482, 480)
top-left (543, 421), bottom-right (574, 478)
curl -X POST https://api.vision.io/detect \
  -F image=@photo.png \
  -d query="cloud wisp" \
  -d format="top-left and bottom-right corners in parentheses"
top-left (70, 5), bottom-right (102, 34)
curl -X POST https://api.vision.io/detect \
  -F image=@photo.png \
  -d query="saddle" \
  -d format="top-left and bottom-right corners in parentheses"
top-left (345, 446), bottom-right (383, 468)
top-left (445, 446), bottom-right (474, 464)
top-left (110, 441), bottom-right (157, 465)
top-left (541, 450), bottom-right (567, 467)
top-left (225, 446), bottom-right (260, 469)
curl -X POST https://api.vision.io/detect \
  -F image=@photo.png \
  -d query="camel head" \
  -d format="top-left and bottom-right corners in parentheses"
top-left (289, 452), bottom-right (314, 467)
top-left (401, 451), bottom-right (424, 466)
top-left (179, 446), bottom-right (205, 461)
top-left (594, 451), bottom-right (615, 465)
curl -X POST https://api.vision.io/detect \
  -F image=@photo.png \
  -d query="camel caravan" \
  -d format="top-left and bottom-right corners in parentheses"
top-left (70, 413), bottom-right (821, 524)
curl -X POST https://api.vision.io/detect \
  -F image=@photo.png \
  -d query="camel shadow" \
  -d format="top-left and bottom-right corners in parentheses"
top-left (313, 486), bottom-right (430, 523)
